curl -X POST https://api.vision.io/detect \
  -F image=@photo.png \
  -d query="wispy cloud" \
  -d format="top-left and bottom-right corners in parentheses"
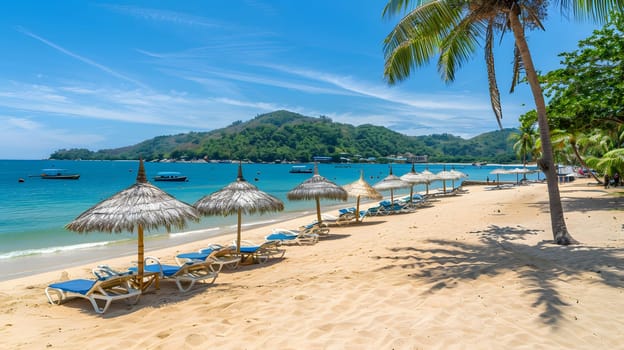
top-left (0, 81), bottom-right (275, 129)
top-left (102, 5), bottom-right (224, 28)
top-left (259, 63), bottom-right (491, 111)
top-left (15, 27), bottom-right (149, 89)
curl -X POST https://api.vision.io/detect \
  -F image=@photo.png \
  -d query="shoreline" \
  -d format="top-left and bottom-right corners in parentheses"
top-left (0, 197), bottom-right (379, 282)
top-left (2, 179), bottom-right (623, 349)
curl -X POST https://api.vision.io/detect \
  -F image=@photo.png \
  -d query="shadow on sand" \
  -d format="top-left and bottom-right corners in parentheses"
top-left (373, 225), bottom-right (624, 327)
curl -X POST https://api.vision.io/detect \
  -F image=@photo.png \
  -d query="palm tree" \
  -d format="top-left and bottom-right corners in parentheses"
top-left (586, 148), bottom-right (624, 176)
top-left (382, 0), bottom-right (622, 245)
top-left (552, 130), bottom-right (604, 183)
top-left (510, 124), bottom-right (537, 166)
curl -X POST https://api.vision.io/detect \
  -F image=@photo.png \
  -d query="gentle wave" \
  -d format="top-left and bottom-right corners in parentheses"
top-left (169, 227), bottom-right (221, 237)
top-left (226, 219), bottom-right (279, 230)
top-left (0, 241), bottom-right (114, 260)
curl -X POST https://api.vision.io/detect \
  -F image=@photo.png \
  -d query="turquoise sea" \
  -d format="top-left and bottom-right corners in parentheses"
top-left (0, 160), bottom-right (540, 279)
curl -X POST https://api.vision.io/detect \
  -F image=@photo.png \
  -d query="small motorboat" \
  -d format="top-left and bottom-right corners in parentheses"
top-left (289, 165), bottom-right (313, 174)
top-left (153, 171), bottom-right (188, 182)
top-left (40, 169), bottom-right (80, 180)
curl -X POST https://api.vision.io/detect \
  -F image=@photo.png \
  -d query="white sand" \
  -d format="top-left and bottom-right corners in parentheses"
top-left (1, 178), bottom-right (623, 349)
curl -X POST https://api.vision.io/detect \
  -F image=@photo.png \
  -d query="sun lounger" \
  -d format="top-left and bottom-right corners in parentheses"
top-left (174, 245), bottom-right (240, 272)
top-left (45, 274), bottom-right (141, 314)
top-left (301, 222), bottom-right (330, 236)
top-left (266, 229), bottom-right (319, 245)
top-left (321, 213), bottom-right (354, 226)
top-left (232, 240), bottom-right (286, 264)
top-left (322, 207), bottom-right (359, 226)
top-left (128, 257), bottom-right (218, 292)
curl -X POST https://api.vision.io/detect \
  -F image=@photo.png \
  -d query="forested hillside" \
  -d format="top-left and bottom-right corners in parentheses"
top-left (50, 110), bottom-right (518, 163)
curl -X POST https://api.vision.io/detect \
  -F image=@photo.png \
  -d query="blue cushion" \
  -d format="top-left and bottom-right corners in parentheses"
top-left (239, 246), bottom-right (261, 253)
top-left (176, 252), bottom-right (209, 261)
top-left (267, 233), bottom-right (297, 241)
top-left (129, 264), bottom-right (181, 277)
top-left (49, 279), bottom-right (96, 295)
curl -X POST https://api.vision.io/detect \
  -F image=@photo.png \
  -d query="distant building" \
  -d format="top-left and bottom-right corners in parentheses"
top-left (412, 155), bottom-right (428, 163)
top-left (313, 156), bottom-right (333, 163)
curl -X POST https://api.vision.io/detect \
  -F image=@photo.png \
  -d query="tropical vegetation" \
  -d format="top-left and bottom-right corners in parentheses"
top-left (381, 0), bottom-right (623, 245)
top-left (519, 12), bottom-right (624, 180)
top-left (50, 110), bottom-right (519, 163)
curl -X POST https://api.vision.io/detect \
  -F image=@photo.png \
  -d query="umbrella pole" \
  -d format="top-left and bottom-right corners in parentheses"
top-left (425, 183), bottom-right (429, 195)
top-left (443, 180), bottom-right (447, 194)
top-left (355, 196), bottom-right (361, 222)
top-left (409, 186), bottom-right (414, 206)
top-left (315, 196), bottom-right (322, 225)
top-left (237, 209), bottom-right (242, 254)
top-left (138, 224), bottom-right (144, 292)
top-left (390, 189), bottom-right (395, 213)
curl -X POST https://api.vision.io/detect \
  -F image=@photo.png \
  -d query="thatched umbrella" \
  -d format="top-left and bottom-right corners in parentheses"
top-left (418, 169), bottom-right (438, 195)
top-left (490, 168), bottom-right (509, 184)
top-left (449, 168), bottom-right (468, 190)
top-left (507, 167), bottom-right (535, 184)
top-left (342, 170), bottom-right (382, 222)
top-left (287, 163), bottom-right (348, 226)
top-left (400, 163), bottom-right (428, 205)
top-left (373, 165), bottom-right (411, 208)
top-left (66, 158), bottom-right (199, 290)
top-left (436, 170), bottom-right (458, 193)
top-left (194, 163), bottom-right (284, 254)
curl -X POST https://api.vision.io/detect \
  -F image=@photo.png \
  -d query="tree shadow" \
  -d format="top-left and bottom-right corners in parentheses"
top-left (529, 192), bottom-right (624, 214)
top-left (373, 225), bottom-right (624, 326)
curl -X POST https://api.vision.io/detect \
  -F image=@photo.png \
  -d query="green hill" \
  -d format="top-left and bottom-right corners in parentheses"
top-left (50, 110), bottom-right (518, 163)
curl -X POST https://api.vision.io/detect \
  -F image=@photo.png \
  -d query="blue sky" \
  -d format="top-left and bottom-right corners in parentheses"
top-left (0, 1), bottom-right (602, 159)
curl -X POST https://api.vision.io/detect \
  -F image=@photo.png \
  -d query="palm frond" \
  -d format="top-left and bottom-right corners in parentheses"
top-left (556, 0), bottom-right (623, 23)
top-left (485, 20), bottom-right (503, 129)
top-left (383, 0), bottom-right (463, 84)
top-left (510, 44), bottom-right (524, 93)
top-left (438, 11), bottom-right (486, 81)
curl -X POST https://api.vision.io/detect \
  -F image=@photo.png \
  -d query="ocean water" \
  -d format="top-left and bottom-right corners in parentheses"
top-left (0, 160), bottom-right (539, 267)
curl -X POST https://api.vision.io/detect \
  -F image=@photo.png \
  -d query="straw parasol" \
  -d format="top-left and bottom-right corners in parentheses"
top-left (194, 163), bottom-right (284, 254)
top-left (418, 169), bottom-right (438, 195)
top-left (449, 168), bottom-right (468, 190)
top-left (66, 158), bottom-right (199, 290)
top-left (435, 169), bottom-right (461, 194)
top-left (287, 163), bottom-right (348, 226)
top-left (490, 168), bottom-right (509, 184)
top-left (400, 163), bottom-right (428, 205)
top-left (373, 165), bottom-right (411, 208)
top-left (342, 170), bottom-right (382, 222)
top-left (507, 167), bottom-right (535, 184)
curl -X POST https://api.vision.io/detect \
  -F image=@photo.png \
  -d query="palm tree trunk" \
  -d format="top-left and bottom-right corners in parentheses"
top-left (508, 9), bottom-right (576, 245)
top-left (571, 141), bottom-right (603, 183)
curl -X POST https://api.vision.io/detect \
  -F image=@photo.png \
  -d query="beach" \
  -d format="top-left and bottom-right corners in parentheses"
top-left (1, 178), bottom-right (623, 349)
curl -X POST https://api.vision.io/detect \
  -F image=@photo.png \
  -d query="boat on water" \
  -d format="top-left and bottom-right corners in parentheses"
top-left (153, 171), bottom-right (188, 182)
top-left (40, 169), bottom-right (80, 180)
top-left (289, 165), bottom-right (313, 174)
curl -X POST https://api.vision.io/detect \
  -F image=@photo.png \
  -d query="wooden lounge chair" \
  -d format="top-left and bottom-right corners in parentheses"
top-left (45, 275), bottom-right (141, 314)
top-left (174, 245), bottom-right (241, 272)
top-left (266, 229), bottom-right (319, 245)
top-left (129, 257), bottom-right (218, 292)
top-left (232, 240), bottom-right (286, 264)
top-left (301, 222), bottom-right (330, 236)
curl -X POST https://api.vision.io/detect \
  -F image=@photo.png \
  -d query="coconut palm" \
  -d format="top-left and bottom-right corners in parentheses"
top-left (552, 129), bottom-right (604, 183)
top-left (586, 148), bottom-right (624, 175)
top-left (510, 124), bottom-right (537, 166)
top-left (381, 0), bottom-right (622, 244)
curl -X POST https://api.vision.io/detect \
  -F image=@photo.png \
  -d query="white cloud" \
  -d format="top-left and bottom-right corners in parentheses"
top-left (16, 27), bottom-right (149, 89)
